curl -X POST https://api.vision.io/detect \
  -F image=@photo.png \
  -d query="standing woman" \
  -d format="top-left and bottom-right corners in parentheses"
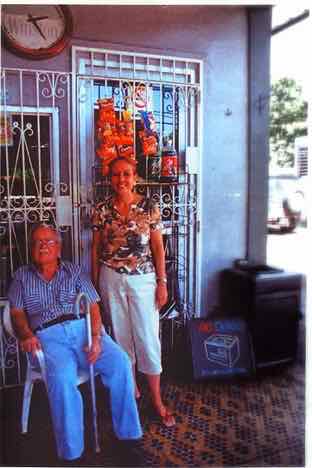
top-left (91, 156), bottom-right (175, 427)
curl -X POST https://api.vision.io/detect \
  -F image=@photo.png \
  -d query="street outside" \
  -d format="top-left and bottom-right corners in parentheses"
top-left (267, 226), bottom-right (309, 316)
top-left (266, 226), bottom-right (309, 275)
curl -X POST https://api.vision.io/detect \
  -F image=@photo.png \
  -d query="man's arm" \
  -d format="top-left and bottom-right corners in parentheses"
top-left (10, 307), bottom-right (42, 354)
top-left (85, 302), bottom-right (103, 364)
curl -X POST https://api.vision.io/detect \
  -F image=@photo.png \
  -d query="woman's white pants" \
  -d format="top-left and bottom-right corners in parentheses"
top-left (99, 265), bottom-right (162, 375)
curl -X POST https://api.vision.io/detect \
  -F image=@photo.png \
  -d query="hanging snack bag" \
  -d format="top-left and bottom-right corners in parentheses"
top-left (118, 144), bottom-right (135, 160)
top-left (161, 148), bottom-right (178, 180)
top-left (96, 98), bottom-right (116, 128)
top-left (142, 135), bottom-right (158, 156)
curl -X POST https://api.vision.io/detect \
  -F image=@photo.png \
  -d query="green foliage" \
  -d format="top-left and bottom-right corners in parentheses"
top-left (270, 78), bottom-right (307, 167)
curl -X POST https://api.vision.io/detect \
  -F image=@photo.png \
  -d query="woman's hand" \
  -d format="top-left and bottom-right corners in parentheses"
top-left (155, 282), bottom-right (168, 310)
top-left (85, 336), bottom-right (102, 364)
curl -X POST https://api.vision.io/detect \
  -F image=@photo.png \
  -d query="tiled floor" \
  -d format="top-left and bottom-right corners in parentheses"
top-left (1, 322), bottom-right (305, 467)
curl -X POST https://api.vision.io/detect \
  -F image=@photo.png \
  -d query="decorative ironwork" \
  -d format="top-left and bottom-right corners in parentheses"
top-left (38, 72), bottom-right (69, 99)
top-left (10, 121), bottom-right (40, 195)
top-left (176, 85), bottom-right (201, 108)
top-left (78, 78), bottom-right (92, 103)
top-left (1, 333), bottom-right (18, 371)
top-left (111, 80), bottom-right (200, 111)
top-left (0, 68), bottom-right (74, 388)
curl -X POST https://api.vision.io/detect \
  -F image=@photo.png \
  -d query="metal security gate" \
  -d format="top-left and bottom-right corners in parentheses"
top-left (73, 46), bottom-right (201, 321)
top-left (0, 69), bottom-right (74, 293)
top-left (0, 68), bottom-right (75, 387)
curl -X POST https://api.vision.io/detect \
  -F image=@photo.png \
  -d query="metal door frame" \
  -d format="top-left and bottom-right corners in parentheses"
top-left (71, 45), bottom-right (203, 314)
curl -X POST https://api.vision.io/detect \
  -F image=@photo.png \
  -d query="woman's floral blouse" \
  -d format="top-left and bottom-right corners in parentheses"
top-left (92, 197), bottom-right (163, 274)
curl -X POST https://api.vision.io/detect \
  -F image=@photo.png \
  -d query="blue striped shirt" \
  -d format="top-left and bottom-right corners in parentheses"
top-left (8, 261), bottom-right (100, 332)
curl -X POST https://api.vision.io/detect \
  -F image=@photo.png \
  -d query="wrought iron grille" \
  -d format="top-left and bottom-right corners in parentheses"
top-left (73, 47), bottom-right (202, 319)
top-left (0, 68), bottom-right (74, 387)
top-left (0, 68), bottom-right (74, 299)
top-left (74, 47), bottom-right (201, 326)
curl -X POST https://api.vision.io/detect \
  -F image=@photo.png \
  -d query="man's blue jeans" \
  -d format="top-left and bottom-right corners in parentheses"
top-left (36, 319), bottom-right (142, 460)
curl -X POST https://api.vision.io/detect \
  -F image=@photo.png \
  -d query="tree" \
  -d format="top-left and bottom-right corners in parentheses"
top-left (270, 78), bottom-right (307, 168)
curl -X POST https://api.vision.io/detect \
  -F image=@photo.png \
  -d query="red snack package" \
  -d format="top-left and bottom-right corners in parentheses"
top-left (117, 120), bottom-right (126, 134)
top-left (102, 122), bottom-right (114, 137)
top-left (97, 109), bottom-right (116, 127)
top-left (97, 98), bottom-right (114, 112)
top-left (118, 144), bottom-right (134, 159)
top-left (104, 134), bottom-right (121, 146)
top-left (161, 149), bottom-right (178, 178)
top-left (142, 135), bottom-right (157, 156)
top-left (119, 135), bottom-right (134, 146)
top-left (96, 144), bottom-right (117, 160)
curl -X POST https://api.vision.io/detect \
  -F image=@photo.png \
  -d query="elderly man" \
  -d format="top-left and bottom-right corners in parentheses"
top-left (8, 223), bottom-right (142, 464)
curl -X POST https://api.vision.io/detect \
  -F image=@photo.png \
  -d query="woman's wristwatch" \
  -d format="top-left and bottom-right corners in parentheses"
top-left (156, 277), bottom-right (167, 284)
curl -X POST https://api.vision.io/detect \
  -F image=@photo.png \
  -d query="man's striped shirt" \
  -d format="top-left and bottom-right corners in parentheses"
top-left (8, 261), bottom-right (100, 332)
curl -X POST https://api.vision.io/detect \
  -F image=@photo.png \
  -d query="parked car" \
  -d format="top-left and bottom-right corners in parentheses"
top-left (267, 173), bottom-right (305, 233)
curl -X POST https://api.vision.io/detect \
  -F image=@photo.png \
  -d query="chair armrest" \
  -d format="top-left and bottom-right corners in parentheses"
top-left (34, 349), bottom-right (47, 383)
top-left (1, 300), bottom-right (48, 383)
top-left (26, 348), bottom-right (48, 385)
top-left (1, 300), bottom-right (15, 337)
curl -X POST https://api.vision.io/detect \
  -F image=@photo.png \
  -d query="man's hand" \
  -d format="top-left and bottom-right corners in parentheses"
top-left (20, 335), bottom-right (42, 355)
top-left (84, 336), bottom-right (102, 364)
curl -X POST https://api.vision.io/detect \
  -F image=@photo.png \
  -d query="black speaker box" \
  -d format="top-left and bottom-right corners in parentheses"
top-left (220, 267), bottom-right (303, 369)
top-left (187, 318), bottom-right (255, 380)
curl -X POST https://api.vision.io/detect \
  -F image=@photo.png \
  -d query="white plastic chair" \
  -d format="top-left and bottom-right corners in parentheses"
top-left (2, 293), bottom-right (100, 453)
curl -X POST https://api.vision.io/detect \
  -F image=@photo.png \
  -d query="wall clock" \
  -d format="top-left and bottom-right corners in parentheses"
top-left (1, 5), bottom-right (73, 60)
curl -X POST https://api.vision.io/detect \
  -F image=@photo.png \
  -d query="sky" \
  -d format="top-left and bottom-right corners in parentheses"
top-left (270, 1), bottom-right (310, 100)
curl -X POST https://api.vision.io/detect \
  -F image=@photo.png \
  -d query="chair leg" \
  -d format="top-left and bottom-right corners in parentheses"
top-left (21, 379), bottom-right (34, 433)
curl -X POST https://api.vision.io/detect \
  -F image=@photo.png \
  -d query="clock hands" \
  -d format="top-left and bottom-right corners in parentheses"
top-left (27, 14), bottom-right (49, 41)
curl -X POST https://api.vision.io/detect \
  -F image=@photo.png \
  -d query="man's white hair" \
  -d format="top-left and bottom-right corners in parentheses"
top-left (30, 223), bottom-right (62, 244)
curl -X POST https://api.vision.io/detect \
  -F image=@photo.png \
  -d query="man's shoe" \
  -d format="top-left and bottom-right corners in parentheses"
top-left (61, 457), bottom-right (83, 467)
top-left (60, 454), bottom-right (87, 466)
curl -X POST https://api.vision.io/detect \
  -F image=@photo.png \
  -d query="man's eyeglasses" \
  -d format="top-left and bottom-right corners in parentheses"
top-left (32, 239), bottom-right (58, 247)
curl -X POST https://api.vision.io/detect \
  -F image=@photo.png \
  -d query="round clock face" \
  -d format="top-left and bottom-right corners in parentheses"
top-left (2, 5), bottom-right (73, 59)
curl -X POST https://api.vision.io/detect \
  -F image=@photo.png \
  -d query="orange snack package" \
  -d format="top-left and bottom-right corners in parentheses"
top-left (118, 144), bottom-right (134, 159)
top-left (96, 144), bottom-right (117, 160)
top-left (142, 135), bottom-right (157, 156)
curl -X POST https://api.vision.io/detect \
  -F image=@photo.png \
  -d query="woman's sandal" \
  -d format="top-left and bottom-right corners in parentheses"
top-left (159, 407), bottom-right (176, 427)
